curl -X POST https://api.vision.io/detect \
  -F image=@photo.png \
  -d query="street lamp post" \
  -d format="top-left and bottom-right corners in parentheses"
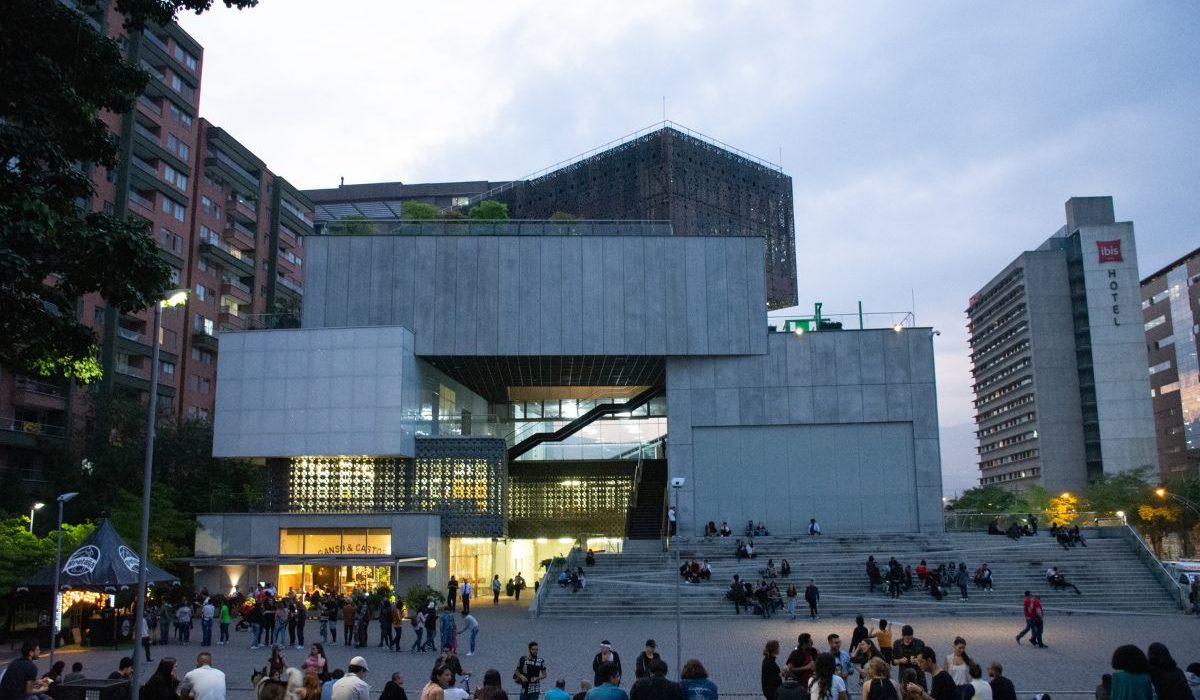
top-left (669, 478), bottom-right (684, 680)
top-left (29, 502), bottom-right (44, 534)
top-left (1155, 485), bottom-right (1200, 517)
top-left (48, 491), bottom-right (79, 668)
top-left (132, 289), bottom-right (187, 700)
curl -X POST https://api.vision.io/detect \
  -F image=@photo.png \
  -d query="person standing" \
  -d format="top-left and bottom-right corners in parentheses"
top-left (762, 640), bottom-right (783, 700)
top-left (447, 577), bottom-right (459, 612)
top-left (391, 602), bottom-right (405, 651)
top-left (786, 584), bottom-right (799, 621)
top-left (439, 606), bottom-right (457, 652)
top-left (629, 659), bottom-right (682, 700)
top-left (342, 600), bottom-right (356, 648)
top-left (668, 507), bottom-right (677, 537)
top-left (956, 564), bottom-right (969, 601)
top-left (422, 602), bottom-right (438, 652)
top-left (294, 600), bottom-right (306, 649)
top-left (381, 673), bottom-right (408, 700)
top-left (140, 610), bottom-right (153, 662)
top-left (458, 612), bottom-right (479, 657)
top-left (160, 602), bottom-right (174, 646)
top-left (585, 664), bottom-right (625, 700)
top-left (514, 641), bottom-right (548, 700)
top-left (908, 649), bottom-right (955, 700)
top-left (891, 626), bottom-right (926, 689)
top-left (460, 580), bottom-right (473, 615)
top-left (492, 576), bottom-right (502, 606)
top-left (634, 640), bottom-right (661, 680)
top-left (330, 656), bottom-right (371, 700)
top-left (804, 579), bottom-right (820, 620)
top-left (326, 600), bottom-right (339, 645)
top-left (218, 598), bottom-right (231, 645)
top-left (680, 660), bottom-right (717, 700)
top-left (201, 598), bottom-right (215, 647)
top-left (177, 601), bottom-right (193, 643)
top-left (786, 634), bottom-right (816, 691)
top-left (592, 641), bottom-right (623, 688)
top-left (379, 600), bottom-right (393, 649)
top-left (807, 653), bottom-right (848, 700)
top-left (179, 652), bottom-right (227, 700)
top-left (411, 609), bottom-right (426, 653)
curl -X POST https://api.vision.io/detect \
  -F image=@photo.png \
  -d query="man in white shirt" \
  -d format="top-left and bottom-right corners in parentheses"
top-left (460, 579), bottom-right (473, 614)
top-left (201, 600), bottom-right (216, 647)
top-left (331, 656), bottom-right (371, 700)
top-left (179, 652), bottom-right (226, 700)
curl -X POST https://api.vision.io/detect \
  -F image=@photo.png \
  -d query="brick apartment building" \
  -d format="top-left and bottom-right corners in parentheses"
top-left (0, 1), bottom-right (312, 491)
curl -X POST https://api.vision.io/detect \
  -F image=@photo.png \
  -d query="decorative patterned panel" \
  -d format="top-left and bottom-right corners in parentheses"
top-left (507, 462), bottom-right (635, 538)
top-left (412, 438), bottom-right (507, 537)
top-left (275, 456), bottom-right (407, 513)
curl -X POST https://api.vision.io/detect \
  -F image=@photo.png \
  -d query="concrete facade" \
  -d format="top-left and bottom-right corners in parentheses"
top-left (301, 234), bottom-right (768, 357)
top-left (666, 329), bottom-right (943, 533)
top-left (967, 197), bottom-right (1157, 491)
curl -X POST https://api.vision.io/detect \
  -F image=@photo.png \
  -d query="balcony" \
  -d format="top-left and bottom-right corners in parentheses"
top-left (191, 330), bottom-right (220, 351)
top-left (221, 279), bottom-right (252, 305)
top-left (140, 29), bottom-right (195, 83)
top-left (204, 148), bottom-right (259, 195)
top-left (278, 197), bottom-right (313, 233)
top-left (12, 379), bottom-right (68, 412)
top-left (278, 225), bottom-right (299, 245)
top-left (0, 416), bottom-right (68, 448)
top-left (199, 236), bottom-right (255, 276)
top-left (115, 362), bottom-right (149, 380)
top-left (220, 308), bottom-right (246, 330)
top-left (132, 121), bottom-right (189, 174)
top-left (128, 189), bottom-right (156, 212)
top-left (276, 275), bottom-right (303, 296)
top-left (277, 250), bottom-right (296, 273)
top-left (225, 219), bottom-right (257, 249)
top-left (137, 95), bottom-right (163, 117)
top-left (231, 196), bottom-right (258, 223)
top-left (117, 326), bottom-right (147, 344)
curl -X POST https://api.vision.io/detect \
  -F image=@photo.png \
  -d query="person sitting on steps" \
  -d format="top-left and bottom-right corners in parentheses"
top-left (1046, 567), bottom-right (1082, 595)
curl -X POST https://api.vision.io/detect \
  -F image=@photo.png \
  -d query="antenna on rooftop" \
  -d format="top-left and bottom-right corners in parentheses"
top-left (339, 176), bottom-right (344, 187)
top-left (662, 96), bottom-right (666, 122)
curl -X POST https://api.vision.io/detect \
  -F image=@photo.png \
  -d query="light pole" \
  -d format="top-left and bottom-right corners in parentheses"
top-left (29, 502), bottom-right (44, 534)
top-left (132, 289), bottom-right (188, 700)
top-left (1155, 485), bottom-right (1200, 517)
top-left (669, 477), bottom-right (684, 680)
top-left (48, 491), bottom-right (79, 668)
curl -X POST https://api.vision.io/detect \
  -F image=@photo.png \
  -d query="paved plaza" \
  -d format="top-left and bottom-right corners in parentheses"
top-left (11, 597), bottom-right (1199, 699)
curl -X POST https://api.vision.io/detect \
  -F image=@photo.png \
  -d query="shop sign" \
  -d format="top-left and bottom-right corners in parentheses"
top-left (316, 543), bottom-right (387, 555)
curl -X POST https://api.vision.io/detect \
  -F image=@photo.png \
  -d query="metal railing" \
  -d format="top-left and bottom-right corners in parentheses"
top-left (117, 326), bottom-right (147, 344)
top-left (209, 148), bottom-right (259, 185)
top-left (277, 275), bottom-right (303, 294)
top-left (942, 511), bottom-right (1109, 532)
top-left (128, 190), bottom-right (155, 211)
top-left (280, 198), bottom-right (313, 224)
top-left (138, 95), bottom-right (162, 116)
top-left (0, 416), bottom-right (68, 438)
top-left (1106, 524), bottom-right (1188, 609)
top-left (15, 378), bottom-right (67, 397)
top-left (319, 219), bottom-right (674, 238)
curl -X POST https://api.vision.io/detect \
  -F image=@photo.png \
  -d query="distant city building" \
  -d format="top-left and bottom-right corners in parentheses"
top-left (1140, 245), bottom-right (1200, 480)
top-left (304, 122), bottom-right (799, 309)
top-left (0, 2), bottom-right (311, 490)
top-left (967, 197), bottom-right (1157, 492)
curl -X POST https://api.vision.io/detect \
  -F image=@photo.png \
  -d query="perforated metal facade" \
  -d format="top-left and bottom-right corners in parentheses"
top-left (495, 127), bottom-right (797, 309)
top-left (506, 462), bottom-right (636, 538)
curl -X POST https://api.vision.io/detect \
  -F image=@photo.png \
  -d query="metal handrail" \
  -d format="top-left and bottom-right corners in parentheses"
top-left (942, 510), bottom-right (1104, 531)
top-left (1116, 523), bottom-right (1187, 609)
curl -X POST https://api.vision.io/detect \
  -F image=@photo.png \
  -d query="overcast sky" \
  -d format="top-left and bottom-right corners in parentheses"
top-left (180, 1), bottom-right (1200, 497)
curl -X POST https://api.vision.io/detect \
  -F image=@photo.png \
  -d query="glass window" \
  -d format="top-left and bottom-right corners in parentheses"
top-left (304, 530), bottom-right (342, 555)
top-left (525, 401), bottom-right (541, 419)
top-left (543, 400), bottom-right (560, 419)
top-left (366, 530), bottom-right (391, 555)
top-left (512, 403), bottom-right (524, 420)
top-left (279, 529), bottom-right (303, 555)
top-left (560, 399), bottom-right (578, 420)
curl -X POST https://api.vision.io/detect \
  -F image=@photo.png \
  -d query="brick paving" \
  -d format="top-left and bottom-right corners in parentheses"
top-left (10, 597), bottom-right (1199, 699)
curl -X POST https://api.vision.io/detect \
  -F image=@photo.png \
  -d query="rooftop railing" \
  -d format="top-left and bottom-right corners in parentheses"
top-left (0, 416), bottom-right (68, 438)
top-left (318, 219), bottom-right (674, 237)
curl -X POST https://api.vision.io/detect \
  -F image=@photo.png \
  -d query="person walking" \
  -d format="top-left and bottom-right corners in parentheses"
top-left (592, 641), bottom-right (623, 688)
top-left (379, 601), bottom-right (393, 649)
top-left (447, 577), bottom-right (459, 612)
top-left (786, 583), bottom-right (799, 621)
top-left (411, 608), bottom-right (426, 653)
top-left (1028, 594), bottom-right (1046, 648)
top-left (804, 579), bottom-right (820, 620)
top-left (492, 576), bottom-right (502, 606)
top-left (956, 564), bottom-right (969, 601)
top-left (460, 580), bottom-right (473, 615)
top-left (326, 599), bottom-right (339, 645)
top-left (762, 640), bottom-right (782, 700)
top-left (458, 612), bottom-right (479, 657)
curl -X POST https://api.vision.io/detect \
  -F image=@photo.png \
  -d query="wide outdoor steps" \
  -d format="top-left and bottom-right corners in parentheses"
top-left (535, 531), bottom-right (1182, 618)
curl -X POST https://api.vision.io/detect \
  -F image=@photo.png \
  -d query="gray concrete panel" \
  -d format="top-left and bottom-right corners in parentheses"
top-left (705, 238), bottom-right (731, 355)
top-left (474, 237), bottom-right (500, 354)
top-left (862, 384), bottom-right (888, 422)
top-left (301, 236), bottom-right (328, 328)
top-left (622, 237), bottom-right (647, 355)
top-left (579, 237), bottom-right (605, 352)
top-left (837, 385), bottom-right (865, 422)
top-left (883, 329), bottom-right (911, 384)
top-left (787, 386), bottom-right (815, 423)
top-left (812, 333), bottom-right (838, 386)
top-left (667, 388), bottom-right (693, 445)
top-left (813, 386), bottom-right (839, 422)
top-left (690, 388), bottom-right (716, 426)
top-left (726, 238), bottom-right (751, 354)
top-left (452, 237), bottom-right (479, 354)
top-left (496, 238), bottom-right (521, 355)
top-left (602, 237), bottom-right (624, 354)
top-left (663, 239), bottom-right (689, 355)
top-left (860, 330), bottom-right (886, 384)
top-left (684, 238), bottom-right (710, 354)
top-left (746, 238), bottom-right (769, 355)
top-left (560, 238), bottom-right (584, 356)
top-left (431, 237), bottom-right (458, 356)
top-left (765, 387), bottom-right (789, 425)
top-left (321, 237), bottom-right (350, 328)
top-left (886, 384), bottom-right (913, 421)
top-left (411, 238), bottom-right (437, 354)
top-left (345, 236), bottom-right (373, 327)
top-left (367, 236), bottom-right (393, 326)
top-left (835, 331), bottom-right (863, 385)
top-left (391, 238), bottom-right (416, 328)
top-left (516, 236), bottom-right (542, 355)
top-left (738, 387), bottom-right (767, 425)
top-left (714, 388), bottom-right (740, 425)
top-left (538, 236), bottom-right (564, 355)
top-left (642, 237), bottom-right (668, 355)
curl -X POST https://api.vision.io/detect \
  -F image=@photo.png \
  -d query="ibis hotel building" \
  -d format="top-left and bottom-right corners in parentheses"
top-left (967, 197), bottom-right (1157, 493)
top-left (194, 226), bottom-right (944, 596)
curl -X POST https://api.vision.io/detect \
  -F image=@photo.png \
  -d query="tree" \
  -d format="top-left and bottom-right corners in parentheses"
top-left (329, 214), bottom-right (377, 236)
top-left (945, 486), bottom-right (1018, 513)
top-left (0, 0), bottom-right (255, 382)
top-left (548, 211), bottom-right (577, 221)
top-left (468, 200), bottom-right (509, 220)
top-left (1080, 468), bottom-right (1154, 517)
top-left (0, 517), bottom-right (95, 592)
top-left (402, 201), bottom-right (440, 221)
top-left (1045, 491), bottom-right (1080, 525)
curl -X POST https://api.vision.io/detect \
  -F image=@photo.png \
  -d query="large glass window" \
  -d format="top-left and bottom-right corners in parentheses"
top-left (278, 528), bottom-right (392, 556)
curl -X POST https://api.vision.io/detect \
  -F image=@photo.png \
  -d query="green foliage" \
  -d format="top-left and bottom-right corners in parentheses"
top-left (0, 0), bottom-right (257, 381)
top-left (441, 210), bottom-right (467, 220)
top-left (331, 215), bottom-right (377, 235)
top-left (548, 211), bottom-right (577, 221)
top-left (468, 200), bottom-right (509, 220)
top-left (402, 201), bottom-right (441, 221)
top-left (0, 517), bottom-right (96, 592)
top-left (403, 584), bottom-right (444, 614)
top-left (1079, 468), bottom-right (1154, 516)
top-left (945, 486), bottom-right (1019, 513)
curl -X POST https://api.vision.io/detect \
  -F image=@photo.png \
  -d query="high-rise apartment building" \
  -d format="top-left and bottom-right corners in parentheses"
top-left (967, 197), bottom-right (1158, 492)
top-left (1140, 245), bottom-right (1200, 479)
top-left (0, 1), bottom-right (312, 491)
top-left (305, 123), bottom-right (798, 309)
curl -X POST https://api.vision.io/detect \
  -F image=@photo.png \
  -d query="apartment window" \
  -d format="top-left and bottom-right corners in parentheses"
top-left (167, 133), bottom-right (190, 160)
top-left (197, 257), bottom-right (209, 273)
top-left (173, 45), bottom-right (198, 72)
top-left (162, 327), bottom-right (177, 349)
top-left (194, 283), bottom-right (209, 302)
top-left (189, 375), bottom-right (211, 394)
top-left (193, 313), bottom-right (214, 336)
top-left (191, 348), bottom-right (214, 364)
top-left (201, 196), bottom-right (222, 219)
top-left (1145, 315), bottom-right (1167, 331)
top-left (164, 164), bottom-right (187, 190)
top-left (161, 197), bottom-right (185, 222)
top-left (168, 267), bottom-right (180, 285)
top-left (199, 224), bottom-right (218, 245)
top-left (93, 306), bottom-right (106, 326)
top-left (160, 360), bottom-right (175, 377)
top-left (186, 406), bottom-right (210, 421)
top-left (159, 227), bottom-right (183, 253)
top-left (1156, 381), bottom-right (1180, 396)
top-left (170, 74), bottom-right (182, 92)
top-left (106, 167), bottom-right (116, 183)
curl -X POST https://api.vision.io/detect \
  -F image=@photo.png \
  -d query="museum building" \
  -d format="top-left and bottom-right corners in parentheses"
top-left (194, 221), bottom-right (944, 596)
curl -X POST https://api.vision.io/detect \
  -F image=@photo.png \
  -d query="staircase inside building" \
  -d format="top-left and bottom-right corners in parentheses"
top-left (535, 529), bottom-right (1184, 618)
top-left (624, 461), bottom-right (667, 540)
top-left (508, 385), bottom-right (664, 460)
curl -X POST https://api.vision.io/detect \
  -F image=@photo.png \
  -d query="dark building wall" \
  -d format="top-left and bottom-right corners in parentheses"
top-left (494, 128), bottom-right (798, 310)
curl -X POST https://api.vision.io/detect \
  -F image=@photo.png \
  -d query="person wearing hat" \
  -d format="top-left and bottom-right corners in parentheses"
top-left (330, 656), bottom-right (370, 700)
top-left (592, 642), bottom-right (623, 688)
top-left (634, 641), bottom-right (661, 680)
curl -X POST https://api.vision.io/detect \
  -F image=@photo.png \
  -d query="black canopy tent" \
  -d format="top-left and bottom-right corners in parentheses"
top-left (21, 519), bottom-right (178, 647)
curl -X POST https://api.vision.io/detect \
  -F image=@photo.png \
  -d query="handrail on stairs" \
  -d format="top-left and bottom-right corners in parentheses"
top-left (1113, 523), bottom-right (1188, 610)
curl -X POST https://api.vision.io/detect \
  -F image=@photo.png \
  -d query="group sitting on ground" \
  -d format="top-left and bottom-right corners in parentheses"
top-left (1051, 523), bottom-right (1088, 549)
top-left (678, 559), bottom-right (712, 583)
top-left (735, 538), bottom-right (757, 559)
top-left (745, 520), bottom-right (771, 537)
top-left (758, 558), bottom-right (793, 580)
top-left (1046, 566), bottom-right (1082, 595)
top-left (988, 514), bottom-right (1038, 539)
top-left (556, 567), bottom-right (587, 591)
top-left (973, 563), bottom-right (995, 590)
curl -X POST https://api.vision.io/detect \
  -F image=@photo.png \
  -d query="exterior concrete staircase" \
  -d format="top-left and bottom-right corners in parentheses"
top-left (535, 529), bottom-right (1184, 618)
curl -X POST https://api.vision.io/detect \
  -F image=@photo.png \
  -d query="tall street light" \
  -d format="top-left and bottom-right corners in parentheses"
top-left (29, 502), bottom-right (44, 534)
top-left (48, 491), bottom-right (79, 668)
top-left (1155, 485), bottom-right (1200, 517)
top-left (131, 288), bottom-right (188, 700)
top-left (669, 477), bottom-right (684, 680)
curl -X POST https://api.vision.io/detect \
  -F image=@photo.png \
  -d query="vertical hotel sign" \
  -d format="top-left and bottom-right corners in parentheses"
top-left (1097, 240), bottom-right (1123, 325)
